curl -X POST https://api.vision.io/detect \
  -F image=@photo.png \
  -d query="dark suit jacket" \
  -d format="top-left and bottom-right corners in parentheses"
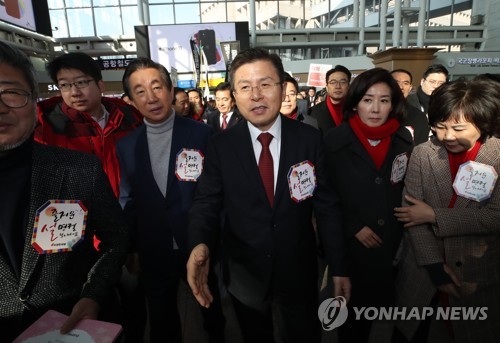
top-left (206, 108), bottom-right (242, 133)
top-left (0, 143), bottom-right (128, 337)
top-left (188, 116), bottom-right (346, 309)
top-left (324, 123), bottom-right (413, 307)
top-left (117, 115), bottom-right (212, 277)
top-left (401, 102), bottom-right (430, 146)
top-left (310, 100), bottom-right (339, 137)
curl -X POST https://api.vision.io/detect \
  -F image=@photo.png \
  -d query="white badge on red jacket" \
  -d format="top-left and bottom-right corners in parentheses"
top-left (453, 161), bottom-right (498, 202)
top-left (287, 160), bottom-right (317, 203)
top-left (32, 200), bottom-right (88, 254)
top-left (390, 152), bottom-right (409, 184)
top-left (175, 148), bottom-right (204, 182)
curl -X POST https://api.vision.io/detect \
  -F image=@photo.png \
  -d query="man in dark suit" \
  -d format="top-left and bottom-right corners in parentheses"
top-left (207, 81), bottom-right (242, 132)
top-left (187, 48), bottom-right (350, 342)
top-left (310, 65), bottom-right (351, 137)
top-left (117, 57), bottom-right (224, 343)
top-left (0, 41), bottom-right (129, 341)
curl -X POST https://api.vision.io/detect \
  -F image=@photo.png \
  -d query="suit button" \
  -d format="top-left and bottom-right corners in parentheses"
top-left (19, 292), bottom-right (30, 302)
top-left (375, 177), bottom-right (383, 184)
top-left (456, 261), bottom-right (463, 267)
top-left (377, 219), bottom-right (385, 226)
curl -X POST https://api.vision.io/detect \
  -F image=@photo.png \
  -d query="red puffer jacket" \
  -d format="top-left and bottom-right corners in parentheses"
top-left (35, 96), bottom-right (143, 197)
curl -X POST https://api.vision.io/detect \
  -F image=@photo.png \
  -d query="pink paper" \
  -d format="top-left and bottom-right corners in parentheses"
top-left (13, 310), bottom-right (122, 343)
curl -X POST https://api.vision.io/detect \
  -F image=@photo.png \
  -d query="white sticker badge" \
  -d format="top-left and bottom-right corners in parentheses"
top-left (32, 200), bottom-right (87, 254)
top-left (288, 160), bottom-right (317, 203)
top-left (391, 152), bottom-right (408, 184)
top-left (453, 161), bottom-right (498, 202)
top-left (175, 148), bottom-right (204, 182)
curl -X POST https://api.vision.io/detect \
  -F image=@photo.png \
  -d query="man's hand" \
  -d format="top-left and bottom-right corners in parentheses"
top-left (355, 226), bottom-right (383, 248)
top-left (60, 297), bottom-right (100, 334)
top-left (438, 264), bottom-right (461, 299)
top-left (333, 276), bottom-right (351, 303)
top-left (186, 243), bottom-right (213, 308)
top-left (394, 195), bottom-right (436, 228)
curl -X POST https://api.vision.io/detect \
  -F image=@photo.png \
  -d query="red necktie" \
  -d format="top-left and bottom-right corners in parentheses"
top-left (258, 133), bottom-right (274, 207)
top-left (222, 114), bottom-right (228, 130)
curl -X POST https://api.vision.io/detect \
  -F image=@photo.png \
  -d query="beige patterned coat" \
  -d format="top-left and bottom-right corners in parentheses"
top-left (395, 137), bottom-right (500, 343)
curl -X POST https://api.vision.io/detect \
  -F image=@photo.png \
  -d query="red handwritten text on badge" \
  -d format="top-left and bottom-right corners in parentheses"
top-left (175, 149), bottom-right (204, 182)
top-left (32, 200), bottom-right (87, 254)
top-left (287, 160), bottom-right (317, 203)
top-left (453, 161), bottom-right (498, 202)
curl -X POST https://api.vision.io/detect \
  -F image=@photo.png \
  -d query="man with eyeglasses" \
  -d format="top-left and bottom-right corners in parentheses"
top-left (280, 73), bottom-right (317, 128)
top-left (35, 52), bottom-right (143, 197)
top-left (310, 65), bottom-right (351, 137)
top-left (207, 81), bottom-right (242, 132)
top-left (187, 48), bottom-right (350, 342)
top-left (0, 41), bottom-right (129, 342)
top-left (35, 52), bottom-right (144, 342)
top-left (407, 64), bottom-right (449, 115)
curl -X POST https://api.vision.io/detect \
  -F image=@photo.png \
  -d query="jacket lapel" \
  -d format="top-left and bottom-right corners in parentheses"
top-left (19, 145), bottom-right (65, 291)
top-left (167, 116), bottom-right (188, 192)
top-left (233, 122), bottom-right (270, 207)
top-left (274, 117), bottom-right (294, 209)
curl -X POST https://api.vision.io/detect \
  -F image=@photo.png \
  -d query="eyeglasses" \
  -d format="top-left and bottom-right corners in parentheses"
top-left (425, 79), bottom-right (445, 87)
top-left (235, 82), bottom-right (281, 95)
top-left (0, 89), bottom-right (32, 108)
top-left (284, 93), bottom-right (297, 99)
top-left (327, 80), bottom-right (349, 87)
top-left (58, 79), bottom-right (95, 92)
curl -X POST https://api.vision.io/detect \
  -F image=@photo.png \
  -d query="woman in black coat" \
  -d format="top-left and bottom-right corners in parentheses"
top-left (324, 68), bottom-right (414, 342)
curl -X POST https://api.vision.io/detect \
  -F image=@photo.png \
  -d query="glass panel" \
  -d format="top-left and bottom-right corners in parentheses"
top-left (200, 2), bottom-right (226, 22)
top-left (150, 5), bottom-right (175, 25)
top-left (94, 0), bottom-right (119, 6)
top-left (121, 6), bottom-right (142, 35)
top-left (149, 0), bottom-right (172, 3)
top-left (48, 0), bottom-right (65, 9)
top-left (49, 9), bottom-right (69, 38)
top-left (65, 0), bottom-right (92, 8)
top-left (67, 8), bottom-right (95, 37)
top-left (94, 7), bottom-right (122, 35)
top-left (226, 2), bottom-right (248, 22)
top-left (120, 0), bottom-right (138, 4)
top-left (174, 3), bottom-right (200, 23)
top-left (278, 0), bottom-right (305, 29)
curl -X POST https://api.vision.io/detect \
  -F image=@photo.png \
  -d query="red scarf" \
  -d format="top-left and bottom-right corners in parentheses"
top-left (288, 108), bottom-right (298, 120)
top-left (447, 140), bottom-right (482, 208)
top-left (349, 114), bottom-right (400, 170)
top-left (326, 98), bottom-right (344, 126)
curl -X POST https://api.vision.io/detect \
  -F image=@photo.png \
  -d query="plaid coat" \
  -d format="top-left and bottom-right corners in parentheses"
top-left (395, 137), bottom-right (500, 343)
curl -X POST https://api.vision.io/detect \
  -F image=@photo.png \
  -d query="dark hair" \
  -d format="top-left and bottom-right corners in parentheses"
top-left (474, 73), bottom-right (500, 83)
top-left (326, 65), bottom-right (352, 83)
top-left (343, 68), bottom-right (405, 122)
top-left (0, 41), bottom-right (37, 99)
top-left (422, 64), bottom-right (449, 80)
top-left (172, 87), bottom-right (187, 105)
top-left (214, 82), bottom-right (234, 101)
top-left (122, 57), bottom-right (172, 99)
top-left (187, 88), bottom-right (202, 97)
top-left (283, 73), bottom-right (299, 92)
top-left (391, 68), bottom-right (413, 83)
top-left (47, 52), bottom-right (102, 83)
top-left (229, 48), bottom-right (284, 90)
top-left (428, 79), bottom-right (500, 139)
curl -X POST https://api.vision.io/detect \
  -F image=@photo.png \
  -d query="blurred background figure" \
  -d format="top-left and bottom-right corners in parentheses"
top-left (391, 69), bottom-right (430, 145)
top-left (172, 87), bottom-right (191, 117)
top-left (407, 64), bottom-right (448, 115)
top-left (280, 73), bottom-right (317, 128)
top-left (207, 81), bottom-right (241, 132)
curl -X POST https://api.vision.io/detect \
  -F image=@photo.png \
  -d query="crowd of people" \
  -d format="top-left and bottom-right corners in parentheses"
top-left (1, 39), bottom-right (499, 343)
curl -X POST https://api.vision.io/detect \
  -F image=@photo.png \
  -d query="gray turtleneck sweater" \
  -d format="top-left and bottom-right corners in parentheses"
top-left (145, 111), bottom-right (175, 197)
